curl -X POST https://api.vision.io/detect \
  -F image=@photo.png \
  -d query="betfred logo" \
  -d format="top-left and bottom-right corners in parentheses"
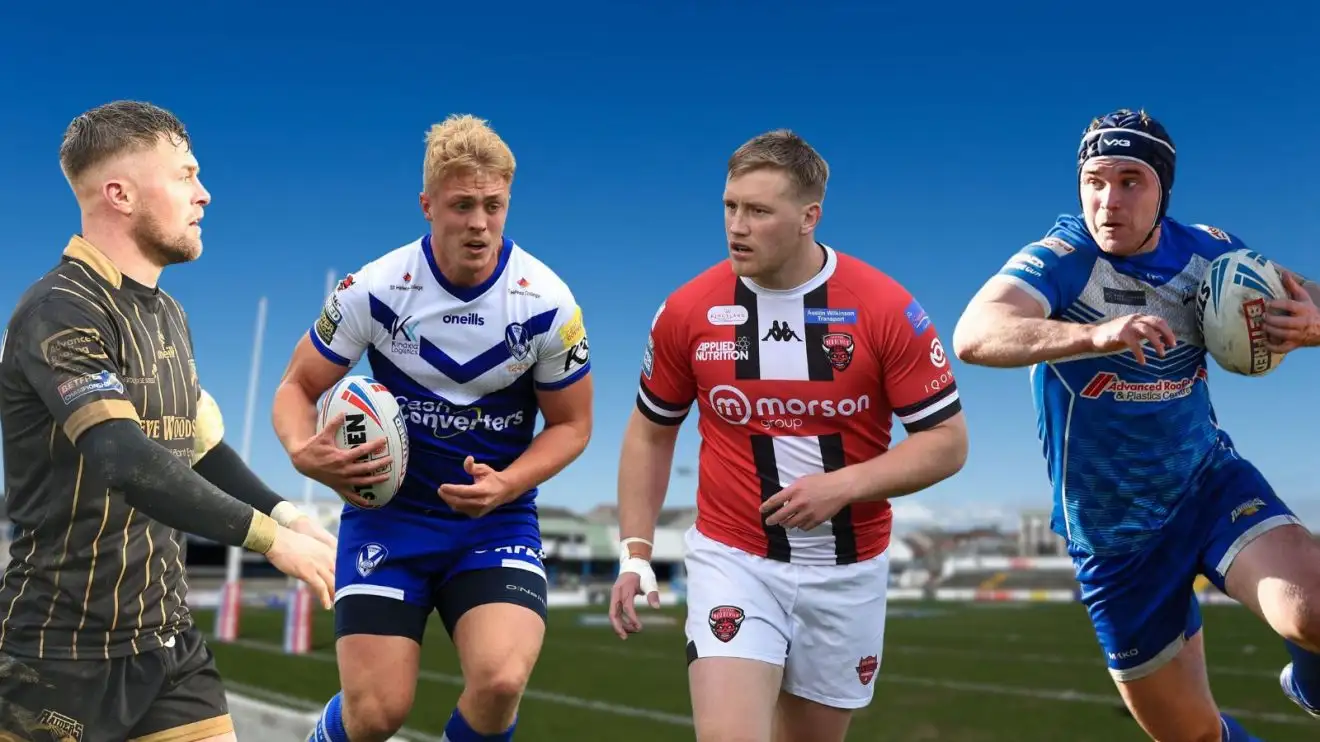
top-left (708, 384), bottom-right (871, 428)
top-left (1079, 368), bottom-right (1208, 402)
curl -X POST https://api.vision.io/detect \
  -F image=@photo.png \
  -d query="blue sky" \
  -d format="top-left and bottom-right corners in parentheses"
top-left (3, 2), bottom-right (1318, 531)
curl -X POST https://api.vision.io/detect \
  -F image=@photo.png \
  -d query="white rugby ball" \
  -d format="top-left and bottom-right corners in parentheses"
top-left (317, 375), bottom-right (409, 508)
top-left (1196, 249), bottom-right (1286, 377)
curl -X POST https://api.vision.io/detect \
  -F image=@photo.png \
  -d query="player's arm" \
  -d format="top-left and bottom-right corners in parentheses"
top-left (271, 274), bottom-right (390, 490)
top-left (610, 301), bottom-right (695, 636)
top-left (498, 303), bottom-right (595, 498)
top-left (618, 300), bottom-right (696, 560)
top-left (835, 293), bottom-right (967, 503)
top-left (952, 278), bottom-right (1094, 367)
top-left (189, 388), bottom-right (307, 528)
top-left (953, 239), bottom-right (1111, 367)
top-left (11, 296), bottom-right (280, 554)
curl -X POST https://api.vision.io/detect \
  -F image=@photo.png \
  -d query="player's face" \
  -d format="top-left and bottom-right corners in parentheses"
top-left (420, 169), bottom-right (509, 284)
top-left (124, 135), bottom-right (210, 267)
top-left (723, 169), bottom-right (818, 280)
top-left (1080, 158), bottom-right (1161, 256)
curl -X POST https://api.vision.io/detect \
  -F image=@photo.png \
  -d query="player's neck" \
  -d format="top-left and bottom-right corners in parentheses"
top-left (751, 239), bottom-right (826, 291)
top-left (431, 241), bottom-right (500, 288)
top-left (80, 217), bottom-right (164, 288)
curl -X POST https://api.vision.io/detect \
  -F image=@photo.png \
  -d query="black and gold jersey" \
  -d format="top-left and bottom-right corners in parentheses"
top-left (0, 236), bottom-right (211, 660)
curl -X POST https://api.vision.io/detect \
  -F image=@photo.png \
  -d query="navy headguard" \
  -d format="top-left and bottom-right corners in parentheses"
top-left (1077, 109), bottom-right (1177, 236)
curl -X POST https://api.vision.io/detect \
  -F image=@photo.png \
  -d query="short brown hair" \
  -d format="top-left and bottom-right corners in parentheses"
top-left (59, 100), bottom-right (190, 186)
top-left (727, 129), bottom-right (829, 203)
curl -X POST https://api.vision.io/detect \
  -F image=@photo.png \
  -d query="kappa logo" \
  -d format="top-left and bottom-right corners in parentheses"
top-left (856, 655), bottom-right (879, 685)
top-left (761, 320), bottom-right (801, 342)
top-left (708, 605), bottom-right (745, 643)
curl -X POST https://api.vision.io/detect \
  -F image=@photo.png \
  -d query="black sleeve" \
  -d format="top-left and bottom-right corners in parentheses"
top-left (193, 440), bottom-right (286, 516)
top-left (76, 419), bottom-right (272, 550)
top-left (11, 294), bottom-right (140, 442)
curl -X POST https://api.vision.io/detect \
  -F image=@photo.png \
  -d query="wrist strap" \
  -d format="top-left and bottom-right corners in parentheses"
top-left (619, 536), bottom-right (653, 561)
top-left (270, 501), bottom-right (305, 528)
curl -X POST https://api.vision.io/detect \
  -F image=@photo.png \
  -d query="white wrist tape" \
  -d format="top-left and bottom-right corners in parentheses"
top-left (270, 501), bottom-right (305, 528)
top-left (618, 537), bottom-right (659, 596)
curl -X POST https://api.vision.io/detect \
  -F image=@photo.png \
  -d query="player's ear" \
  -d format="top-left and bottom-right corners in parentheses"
top-left (419, 191), bottom-right (432, 220)
top-left (102, 176), bottom-right (134, 216)
top-left (800, 201), bottom-right (821, 235)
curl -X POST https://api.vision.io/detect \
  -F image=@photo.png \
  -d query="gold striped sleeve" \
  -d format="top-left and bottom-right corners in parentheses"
top-left (64, 399), bottom-right (141, 442)
top-left (128, 714), bottom-right (234, 742)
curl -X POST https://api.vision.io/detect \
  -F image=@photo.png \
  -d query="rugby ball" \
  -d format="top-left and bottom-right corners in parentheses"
top-left (1196, 249), bottom-right (1286, 377)
top-left (317, 375), bottom-right (409, 508)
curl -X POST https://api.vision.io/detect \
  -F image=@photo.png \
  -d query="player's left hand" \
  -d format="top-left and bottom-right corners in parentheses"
top-left (288, 514), bottom-right (337, 550)
top-left (760, 472), bottom-right (853, 531)
top-left (1264, 271), bottom-right (1320, 353)
top-left (438, 456), bottom-right (514, 518)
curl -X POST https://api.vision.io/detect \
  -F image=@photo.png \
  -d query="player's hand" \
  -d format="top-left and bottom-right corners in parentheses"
top-left (760, 472), bottom-right (853, 531)
top-left (288, 513), bottom-right (337, 550)
top-left (1087, 314), bottom-right (1177, 364)
top-left (608, 557), bottom-right (661, 640)
top-left (263, 526), bottom-right (336, 610)
top-left (1263, 271), bottom-right (1320, 353)
top-left (438, 456), bottom-right (515, 518)
top-left (289, 412), bottom-right (392, 498)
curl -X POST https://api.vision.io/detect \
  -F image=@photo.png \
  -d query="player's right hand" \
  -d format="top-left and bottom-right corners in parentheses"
top-left (1088, 314), bottom-right (1177, 364)
top-left (264, 526), bottom-right (337, 610)
top-left (608, 557), bottom-right (661, 641)
top-left (289, 412), bottom-right (392, 498)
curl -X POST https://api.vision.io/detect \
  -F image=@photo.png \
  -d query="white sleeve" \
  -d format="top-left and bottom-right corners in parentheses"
top-left (308, 270), bottom-right (374, 367)
top-left (532, 295), bottom-right (591, 390)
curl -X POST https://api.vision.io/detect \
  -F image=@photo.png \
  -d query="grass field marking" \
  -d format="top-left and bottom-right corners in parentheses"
top-left (221, 637), bottom-right (695, 728)
top-left (223, 680), bottom-right (445, 742)
top-left (219, 635), bottom-right (1312, 729)
top-left (876, 673), bottom-right (1312, 727)
top-left (549, 637), bottom-right (1280, 681)
top-left (544, 640), bottom-right (1311, 728)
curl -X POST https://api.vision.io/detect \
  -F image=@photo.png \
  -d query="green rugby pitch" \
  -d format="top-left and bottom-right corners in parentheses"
top-left (196, 601), bottom-right (1316, 741)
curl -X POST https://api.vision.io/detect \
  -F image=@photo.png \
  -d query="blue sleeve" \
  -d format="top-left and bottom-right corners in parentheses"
top-left (993, 235), bottom-right (1092, 318)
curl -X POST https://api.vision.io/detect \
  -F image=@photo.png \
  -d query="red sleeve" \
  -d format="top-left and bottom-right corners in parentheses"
top-left (873, 286), bottom-right (961, 433)
top-left (635, 298), bottom-right (696, 426)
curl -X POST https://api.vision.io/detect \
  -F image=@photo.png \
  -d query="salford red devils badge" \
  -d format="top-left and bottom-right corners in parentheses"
top-left (708, 605), bottom-right (745, 643)
top-left (821, 332), bottom-right (855, 371)
top-left (856, 655), bottom-right (879, 685)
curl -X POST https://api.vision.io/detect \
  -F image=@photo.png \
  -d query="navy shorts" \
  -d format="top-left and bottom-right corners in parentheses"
top-left (1072, 457), bottom-right (1303, 682)
top-left (332, 503), bottom-right (549, 643)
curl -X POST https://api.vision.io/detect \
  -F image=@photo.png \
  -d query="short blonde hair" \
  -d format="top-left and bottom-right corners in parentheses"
top-left (423, 114), bottom-right (516, 193)
top-left (728, 129), bottom-right (829, 203)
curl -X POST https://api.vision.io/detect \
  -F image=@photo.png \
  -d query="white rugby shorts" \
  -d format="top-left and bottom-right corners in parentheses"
top-left (682, 526), bottom-right (890, 709)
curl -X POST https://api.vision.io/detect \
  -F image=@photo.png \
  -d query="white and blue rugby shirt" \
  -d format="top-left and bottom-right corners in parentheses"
top-left (309, 234), bottom-right (590, 514)
top-left (994, 215), bottom-right (1252, 555)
